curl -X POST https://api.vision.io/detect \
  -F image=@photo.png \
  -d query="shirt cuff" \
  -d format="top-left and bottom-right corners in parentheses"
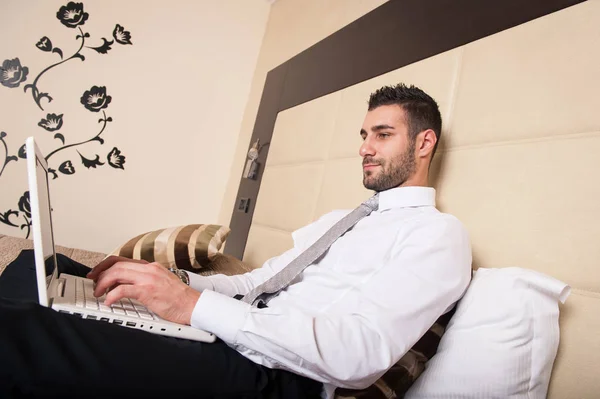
top-left (188, 272), bottom-right (215, 292)
top-left (190, 289), bottom-right (251, 343)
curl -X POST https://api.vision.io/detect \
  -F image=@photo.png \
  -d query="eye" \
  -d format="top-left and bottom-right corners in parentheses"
top-left (378, 133), bottom-right (390, 139)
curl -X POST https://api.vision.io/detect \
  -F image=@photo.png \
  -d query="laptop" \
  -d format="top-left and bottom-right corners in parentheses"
top-left (26, 137), bottom-right (216, 342)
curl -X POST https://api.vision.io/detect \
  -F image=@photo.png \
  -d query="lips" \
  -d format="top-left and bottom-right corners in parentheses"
top-left (363, 163), bottom-right (380, 170)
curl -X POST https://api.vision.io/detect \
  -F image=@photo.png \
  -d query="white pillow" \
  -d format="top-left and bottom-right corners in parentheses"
top-left (405, 267), bottom-right (570, 399)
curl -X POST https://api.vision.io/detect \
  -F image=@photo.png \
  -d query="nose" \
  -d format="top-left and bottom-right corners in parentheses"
top-left (359, 135), bottom-right (375, 157)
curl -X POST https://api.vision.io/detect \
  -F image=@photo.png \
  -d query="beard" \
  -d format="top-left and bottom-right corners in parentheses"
top-left (362, 139), bottom-right (416, 192)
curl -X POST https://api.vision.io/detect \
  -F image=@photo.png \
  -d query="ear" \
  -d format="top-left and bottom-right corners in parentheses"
top-left (417, 129), bottom-right (437, 158)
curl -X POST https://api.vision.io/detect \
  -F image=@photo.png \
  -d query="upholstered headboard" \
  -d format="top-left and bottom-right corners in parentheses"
top-left (240, 2), bottom-right (600, 397)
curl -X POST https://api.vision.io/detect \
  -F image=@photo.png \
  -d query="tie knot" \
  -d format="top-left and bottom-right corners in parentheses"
top-left (363, 193), bottom-right (379, 212)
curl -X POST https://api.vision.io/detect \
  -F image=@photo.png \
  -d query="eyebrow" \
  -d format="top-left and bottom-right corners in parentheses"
top-left (360, 124), bottom-right (395, 135)
top-left (372, 124), bottom-right (395, 131)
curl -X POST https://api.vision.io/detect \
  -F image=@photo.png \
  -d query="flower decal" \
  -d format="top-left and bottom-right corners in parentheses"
top-left (38, 113), bottom-right (64, 131)
top-left (107, 147), bottom-right (125, 169)
top-left (18, 144), bottom-right (27, 159)
top-left (36, 37), bottom-right (53, 52)
top-left (56, 2), bottom-right (89, 28)
top-left (18, 191), bottom-right (31, 219)
top-left (80, 86), bottom-right (111, 112)
top-left (58, 160), bottom-right (75, 175)
top-left (0, 58), bottom-right (29, 88)
top-left (113, 24), bottom-right (132, 45)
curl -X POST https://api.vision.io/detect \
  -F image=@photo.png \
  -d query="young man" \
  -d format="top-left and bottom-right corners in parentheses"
top-left (0, 84), bottom-right (471, 398)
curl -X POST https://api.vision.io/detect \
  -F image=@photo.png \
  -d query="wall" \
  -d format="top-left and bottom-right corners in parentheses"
top-left (0, 0), bottom-right (270, 253)
top-left (217, 0), bottom-right (387, 229)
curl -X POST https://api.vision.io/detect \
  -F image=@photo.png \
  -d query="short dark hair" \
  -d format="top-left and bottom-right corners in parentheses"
top-left (368, 83), bottom-right (442, 158)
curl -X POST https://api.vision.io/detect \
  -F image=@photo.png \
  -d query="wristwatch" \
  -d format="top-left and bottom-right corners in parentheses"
top-left (168, 268), bottom-right (190, 286)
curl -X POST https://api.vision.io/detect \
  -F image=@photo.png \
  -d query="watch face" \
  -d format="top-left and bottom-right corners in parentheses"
top-left (178, 270), bottom-right (190, 285)
top-left (168, 268), bottom-right (188, 284)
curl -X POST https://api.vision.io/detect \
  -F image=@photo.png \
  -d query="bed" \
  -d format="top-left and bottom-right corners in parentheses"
top-left (0, 234), bottom-right (106, 273)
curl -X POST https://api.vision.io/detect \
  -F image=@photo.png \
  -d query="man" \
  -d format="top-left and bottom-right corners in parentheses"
top-left (0, 84), bottom-right (471, 398)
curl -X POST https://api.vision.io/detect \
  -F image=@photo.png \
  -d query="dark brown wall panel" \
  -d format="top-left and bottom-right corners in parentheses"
top-left (280, 0), bottom-right (586, 111)
top-left (225, 64), bottom-right (287, 258)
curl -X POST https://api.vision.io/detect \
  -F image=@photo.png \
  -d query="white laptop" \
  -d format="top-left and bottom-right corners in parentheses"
top-left (26, 137), bottom-right (216, 343)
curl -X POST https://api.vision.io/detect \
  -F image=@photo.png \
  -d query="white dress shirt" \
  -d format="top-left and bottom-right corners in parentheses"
top-left (189, 186), bottom-right (472, 398)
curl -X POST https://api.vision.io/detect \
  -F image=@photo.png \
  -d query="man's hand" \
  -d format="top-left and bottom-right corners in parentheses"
top-left (92, 261), bottom-right (200, 325)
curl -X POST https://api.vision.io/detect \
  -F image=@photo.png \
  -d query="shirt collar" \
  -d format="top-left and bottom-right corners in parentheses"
top-left (377, 186), bottom-right (436, 211)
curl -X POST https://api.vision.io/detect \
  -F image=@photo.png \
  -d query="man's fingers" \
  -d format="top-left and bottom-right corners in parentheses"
top-left (87, 255), bottom-right (124, 279)
top-left (104, 284), bottom-right (140, 306)
top-left (87, 256), bottom-right (148, 280)
top-left (93, 264), bottom-right (150, 297)
top-left (87, 259), bottom-right (112, 279)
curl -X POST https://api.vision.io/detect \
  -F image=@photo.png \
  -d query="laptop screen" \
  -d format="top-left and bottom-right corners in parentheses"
top-left (35, 155), bottom-right (57, 281)
top-left (27, 137), bottom-right (59, 307)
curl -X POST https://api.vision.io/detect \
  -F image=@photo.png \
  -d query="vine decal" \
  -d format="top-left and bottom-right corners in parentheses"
top-left (0, 2), bottom-right (132, 238)
top-left (15, 2), bottom-right (133, 110)
top-left (0, 132), bottom-right (18, 179)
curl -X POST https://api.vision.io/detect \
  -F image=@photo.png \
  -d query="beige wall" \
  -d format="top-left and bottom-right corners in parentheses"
top-left (218, 0), bottom-right (387, 228)
top-left (0, 0), bottom-right (270, 253)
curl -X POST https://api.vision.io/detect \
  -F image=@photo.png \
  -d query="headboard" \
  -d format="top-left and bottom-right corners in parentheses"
top-left (241, 1), bottom-right (600, 397)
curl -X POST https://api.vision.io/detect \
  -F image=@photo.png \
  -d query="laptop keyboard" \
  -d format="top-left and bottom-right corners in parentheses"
top-left (75, 279), bottom-right (155, 320)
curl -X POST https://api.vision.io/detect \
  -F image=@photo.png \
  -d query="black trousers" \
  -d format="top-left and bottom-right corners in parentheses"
top-left (0, 250), bottom-right (322, 399)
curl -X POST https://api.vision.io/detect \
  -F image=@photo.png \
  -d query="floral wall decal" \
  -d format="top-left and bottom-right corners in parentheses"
top-left (0, 59), bottom-right (29, 88)
top-left (107, 147), bottom-right (126, 170)
top-left (79, 152), bottom-right (104, 169)
top-left (113, 25), bottom-right (133, 45)
top-left (0, 2), bottom-right (133, 239)
top-left (57, 2), bottom-right (89, 28)
top-left (0, 132), bottom-right (18, 179)
top-left (0, 1), bottom-right (135, 111)
top-left (38, 113), bottom-right (64, 132)
top-left (81, 86), bottom-right (112, 112)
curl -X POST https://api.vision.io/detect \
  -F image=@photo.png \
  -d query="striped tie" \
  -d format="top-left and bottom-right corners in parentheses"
top-left (241, 194), bottom-right (379, 306)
